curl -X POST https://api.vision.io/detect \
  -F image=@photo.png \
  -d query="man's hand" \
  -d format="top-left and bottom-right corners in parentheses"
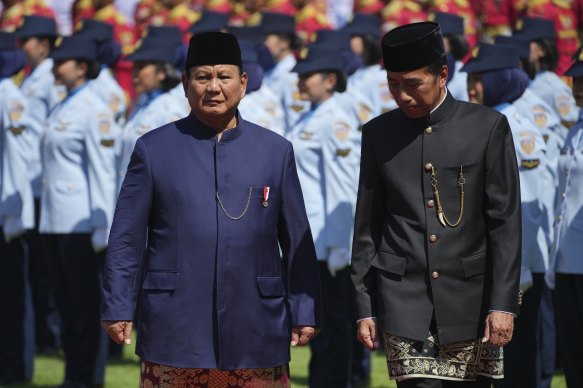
top-left (291, 325), bottom-right (319, 346)
top-left (357, 318), bottom-right (378, 350)
top-left (101, 320), bottom-right (133, 345)
top-left (482, 311), bottom-right (514, 346)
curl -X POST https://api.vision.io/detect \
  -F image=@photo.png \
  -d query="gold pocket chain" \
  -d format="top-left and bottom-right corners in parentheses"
top-left (430, 165), bottom-right (465, 228)
top-left (216, 187), bottom-right (253, 220)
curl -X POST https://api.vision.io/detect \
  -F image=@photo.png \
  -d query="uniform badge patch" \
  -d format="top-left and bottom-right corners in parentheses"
top-left (336, 148), bottom-right (351, 157)
top-left (555, 95), bottom-right (572, 117)
top-left (358, 103), bottom-right (373, 124)
top-left (100, 139), bottom-right (115, 147)
top-left (56, 120), bottom-right (69, 131)
top-left (519, 131), bottom-right (536, 155)
top-left (99, 117), bottom-right (111, 134)
top-left (299, 131), bottom-right (314, 140)
top-left (532, 106), bottom-right (548, 128)
top-left (8, 126), bottom-right (24, 136)
top-left (335, 122), bottom-right (350, 141)
top-left (291, 104), bottom-right (305, 113)
top-left (9, 102), bottom-right (24, 122)
top-left (108, 96), bottom-right (121, 113)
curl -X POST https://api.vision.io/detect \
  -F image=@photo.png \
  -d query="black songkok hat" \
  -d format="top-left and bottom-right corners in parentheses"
top-left (381, 22), bottom-right (445, 72)
top-left (186, 31), bottom-right (241, 70)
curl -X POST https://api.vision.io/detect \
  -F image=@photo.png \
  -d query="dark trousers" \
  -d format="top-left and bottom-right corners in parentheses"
top-left (495, 274), bottom-right (544, 388)
top-left (309, 262), bottom-right (353, 388)
top-left (26, 198), bottom-right (60, 352)
top-left (396, 377), bottom-right (492, 388)
top-left (538, 282), bottom-right (556, 388)
top-left (0, 229), bottom-right (35, 383)
top-left (555, 274), bottom-right (583, 388)
top-left (42, 233), bottom-right (105, 386)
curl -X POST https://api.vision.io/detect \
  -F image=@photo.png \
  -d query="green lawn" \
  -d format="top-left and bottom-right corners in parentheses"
top-left (7, 344), bottom-right (567, 388)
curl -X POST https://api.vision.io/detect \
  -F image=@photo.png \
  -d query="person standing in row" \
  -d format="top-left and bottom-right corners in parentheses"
top-left (40, 36), bottom-right (119, 388)
top-left (352, 22), bottom-right (521, 388)
top-left (101, 32), bottom-right (321, 387)
top-left (547, 48), bottom-right (583, 388)
top-left (0, 30), bottom-right (40, 386)
top-left (287, 45), bottom-right (360, 388)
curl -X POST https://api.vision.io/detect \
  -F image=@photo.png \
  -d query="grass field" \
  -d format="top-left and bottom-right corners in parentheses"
top-left (6, 342), bottom-right (568, 388)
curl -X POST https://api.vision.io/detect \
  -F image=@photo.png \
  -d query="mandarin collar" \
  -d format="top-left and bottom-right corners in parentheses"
top-left (187, 111), bottom-right (243, 142)
top-left (425, 89), bottom-right (455, 126)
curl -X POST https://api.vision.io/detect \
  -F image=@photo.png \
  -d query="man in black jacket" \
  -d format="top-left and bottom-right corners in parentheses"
top-left (351, 22), bottom-right (521, 388)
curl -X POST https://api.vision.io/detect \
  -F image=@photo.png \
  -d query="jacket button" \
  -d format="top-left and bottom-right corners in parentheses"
top-left (427, 199), bottom-right (435, 208)
top-left (431, 271), bottom-right (439, 279)
top-left (429, 234), bottom-right (438, 243)
top-left (425, 162), bottom-right (433, 172)
top-left (425, 127), bottom-right (433, 134)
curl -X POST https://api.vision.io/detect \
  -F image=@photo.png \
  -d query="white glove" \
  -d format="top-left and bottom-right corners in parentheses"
top-left (3, 216), bottom-right (25, 243)
top-left (519, 266), bottom-right (533, 293)
top-left (327, 247), bottom-right (351, 277)
top-left (91, 228), bottom-right (109, 253)
top-left (544, 269), bottom-right (555, 290)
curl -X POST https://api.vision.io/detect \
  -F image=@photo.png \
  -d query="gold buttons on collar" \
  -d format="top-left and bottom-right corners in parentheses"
top-left (425, 127), bottom-right (433, 135)
top-left (425, 163), bottom-right (433, 172)
top-left (431, 271), bottom-right (439, 279)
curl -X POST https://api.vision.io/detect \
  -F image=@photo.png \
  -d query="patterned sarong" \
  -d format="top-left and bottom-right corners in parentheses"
top-left (140, 360), bottom-right (290, 388)
top-left (382, 330), bottom-right (504, 382)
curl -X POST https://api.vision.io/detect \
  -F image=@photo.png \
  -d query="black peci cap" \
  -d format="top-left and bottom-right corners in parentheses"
top-left (381, 22), bottom-right (446, 72)
top-left (186, 31), bottom-right (241, 70)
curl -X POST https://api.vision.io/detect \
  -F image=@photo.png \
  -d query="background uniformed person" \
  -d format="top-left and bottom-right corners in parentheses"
top-left (40, 36), bottom-right (119, 387)
top-left (352, 22), bottom-right (521, 388)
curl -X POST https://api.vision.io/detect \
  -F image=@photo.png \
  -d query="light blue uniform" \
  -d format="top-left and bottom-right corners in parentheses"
top-left (20, 58), bottom-right (65, 197)
top-left (528, 71), bottom-right (579, 133)
top-left (88, 67), bottom-right (127, 125)
top-left (40, 84), bottom-right (120, 234)
top-left (447, 60), bottom-right (469, 102)
top-left (118, 90), bottom-right (187, 185)
top-left (498, 103), bottom-right (548, 284)
top-left (238, 85), bottom-right (286, 137)
top-left (549, 117), bottom-right (583, 275)
top-left (287, 94), bottom-right (360, 260)
top-left (348, 64), bottom-right (397, 116)
top-left (335, 88), bottom-right (375, 130)
top-left (0, 77), bottom-right (39, 231)
top-left (264, 54), bottom-right (309, 133)
top-left (514, 88), bottom-right (564, 264)
top-left (169, 83), bottom-right (191, 115)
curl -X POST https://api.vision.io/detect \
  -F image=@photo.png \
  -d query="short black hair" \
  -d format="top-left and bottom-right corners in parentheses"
top-left (425, 55), bottom-right (448, 76)
top-left (155, 62), bottom-right (181, 91)
top-left (358, 34), bottom-right (382, 66)
top-left (77, 59), bottom-right (101, 80)
top-left (445, 34), bottom-right (469, 61)
top-left (321, 70), bottom-right (347, 93)
top-left (533, 38), bottom-right (558, 72)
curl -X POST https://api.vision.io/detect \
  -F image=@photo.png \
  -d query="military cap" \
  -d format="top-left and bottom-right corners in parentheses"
top-left (565, 47), bottom-right (583, 77)
top-left (145, 25), bottom-right (183, 47)
top-left (0, 32), bottom-right (25, 77)
top-left (227, 26), bottom-right (265, 44)
top-left (515, 17), bottom-right (556, 41)
top-left (431, 12), bottom-right (464, 36)
top-left (261, 12), bottom-right (296, 35)
top-left (74, 19), bottom-right (113, 42)
top-left (342, 13), bottom-right (382, 38)
top-left (292, 45), bottom-right (343, 74)
top-left (126, 36), bottom-right (177, 63)
top-left (0, 31), bottom-right (18, 50)
top-left (51, 36), bottom-right (97, 62)
top-left (189, 10), bottom-right (229, 34)
top-left (381, 22), bottom-right (445, 72)
top-left (494, 35), bottom-right (530, 60)
top-left (239, 39), bottom-right (258, 63)
top-left (186, 31), bottom-right (242, 69)
top-left (460, 43), bottom-right (519, 73)
top-left (313, 29), bottom-right (351, 51)
top-left (15, 15), bottom-right (57, 39)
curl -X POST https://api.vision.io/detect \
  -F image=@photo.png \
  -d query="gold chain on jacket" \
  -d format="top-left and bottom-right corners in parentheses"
top-left (216, 187), bottom-right (253, 220)
top-left (430, 165), bottom-right (465, 227)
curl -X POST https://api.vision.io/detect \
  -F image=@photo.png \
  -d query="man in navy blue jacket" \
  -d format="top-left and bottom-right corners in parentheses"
top-left (101, 32), bottom-right (321, 385)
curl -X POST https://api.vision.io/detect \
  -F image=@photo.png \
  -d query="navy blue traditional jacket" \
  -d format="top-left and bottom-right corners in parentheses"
top-left (102, 112), bottom-right (322, 369)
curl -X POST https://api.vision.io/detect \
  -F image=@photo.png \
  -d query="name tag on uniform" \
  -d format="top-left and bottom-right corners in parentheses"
top-left (521, 159), bottom-right (540, 169)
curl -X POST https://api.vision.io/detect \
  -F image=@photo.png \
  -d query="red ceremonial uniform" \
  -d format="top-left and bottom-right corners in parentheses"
top-left (381, 0), bottom-right (428, 33)
top-left (527, 0), bottom-right (580, 75)
top-left (430, 0), bottom-right (478, 46)
top-left (1, 0), bottom-right (54, 31)
top-left (205, 0), bottom-right (233, 13)
top-left (93, 4), bottom-right (136, 103)
top-left (72, 0), bottom-right (94, 27)
top-left (354, 0), bottom-right (385, 15)
top-left (266, 0), bottom-right (296, 15)
top-left (295, 3), bottom-right (332, 44)
top-left (229, 3), bottom-right (263, 27)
